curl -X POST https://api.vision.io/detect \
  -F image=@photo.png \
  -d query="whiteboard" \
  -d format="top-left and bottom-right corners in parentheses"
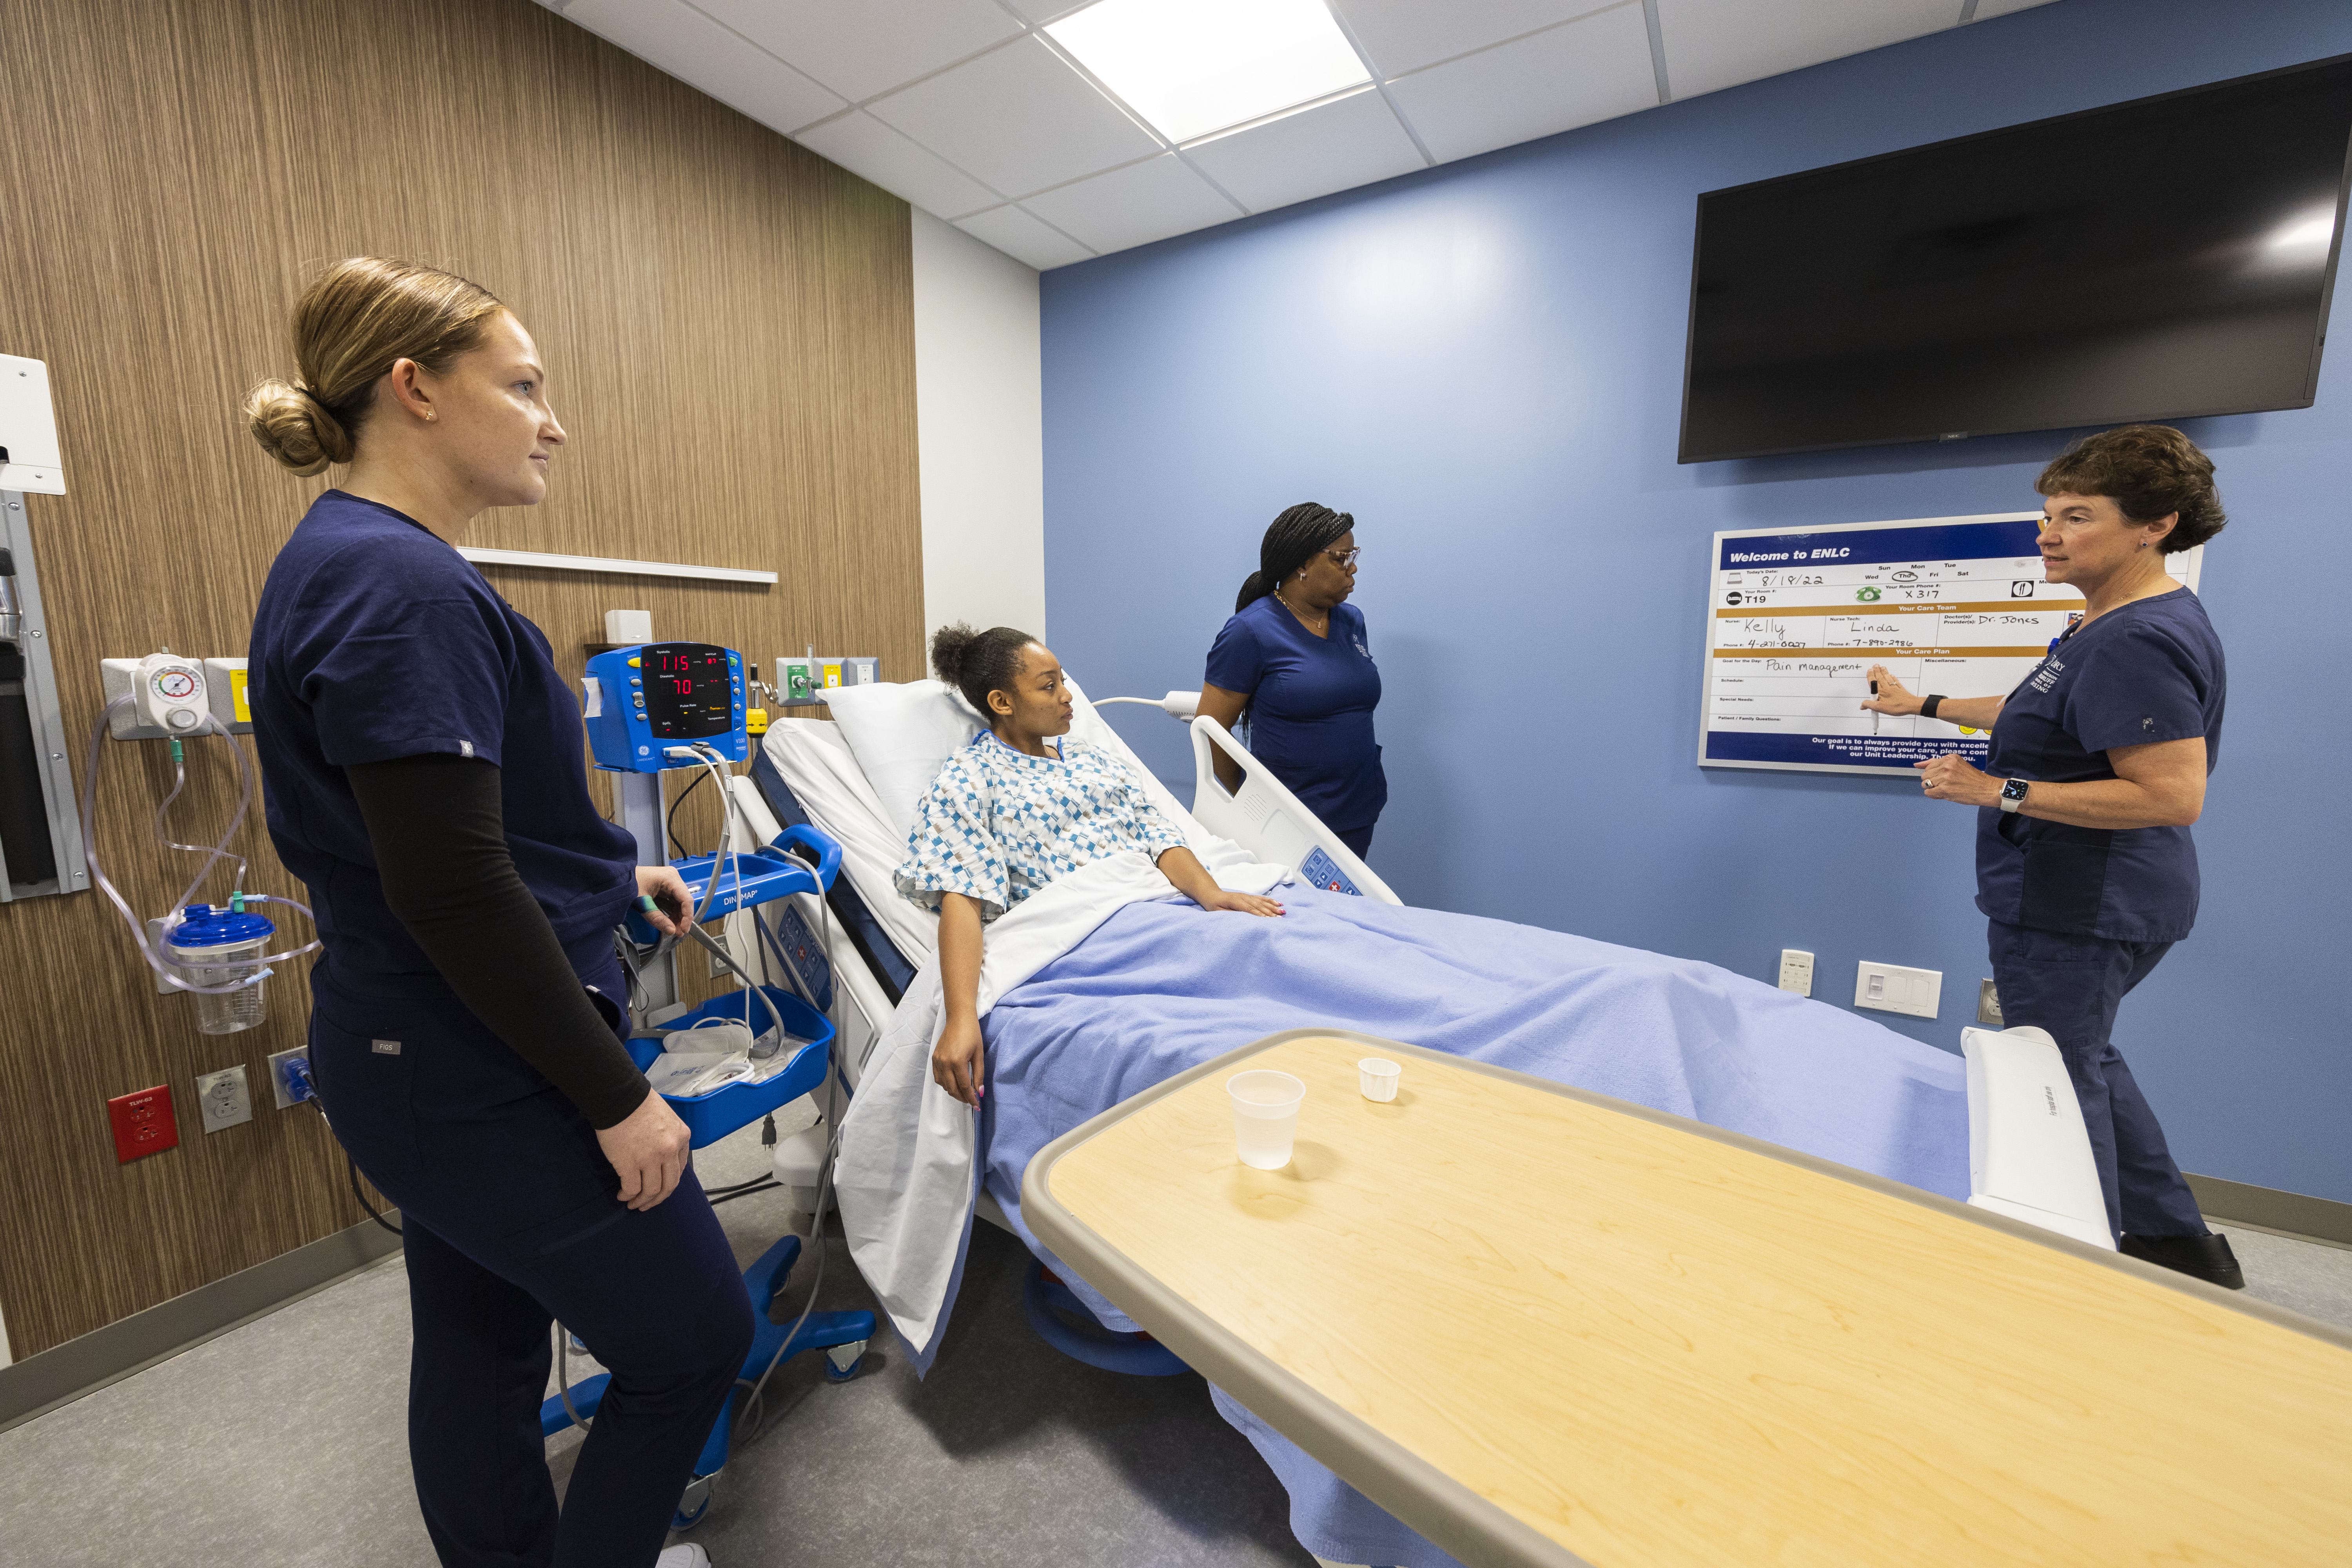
top-left (1697, 512), bottom-right (2203, 776)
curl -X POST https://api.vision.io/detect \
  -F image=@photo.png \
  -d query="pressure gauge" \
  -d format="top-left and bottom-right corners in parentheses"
top-left (133, 652), bottom-right (209, 735)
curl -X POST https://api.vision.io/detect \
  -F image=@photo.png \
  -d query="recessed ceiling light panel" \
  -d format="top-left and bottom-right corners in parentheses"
top-left (1047, 0), bottom-right (1372, 146)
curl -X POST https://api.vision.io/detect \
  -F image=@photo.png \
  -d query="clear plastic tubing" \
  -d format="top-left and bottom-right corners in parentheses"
top-left (166, 903), bottom-right (276, 1034)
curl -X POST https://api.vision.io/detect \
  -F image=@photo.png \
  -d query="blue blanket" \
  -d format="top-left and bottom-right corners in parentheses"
top-left (975, 887), bottom-right (1967, 1568)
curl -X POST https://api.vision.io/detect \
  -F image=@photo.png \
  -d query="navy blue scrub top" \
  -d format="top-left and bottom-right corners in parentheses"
top-left (250, 491), bottom-right (637, 993)
top-left (1975, 586), bottom-right (2223, 943)
top-left (1204, 595), bottom-right (1386, 833)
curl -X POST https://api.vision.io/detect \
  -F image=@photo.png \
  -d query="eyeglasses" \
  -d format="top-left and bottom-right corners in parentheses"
top-left (1324, 547), bottom-right (1361, 568)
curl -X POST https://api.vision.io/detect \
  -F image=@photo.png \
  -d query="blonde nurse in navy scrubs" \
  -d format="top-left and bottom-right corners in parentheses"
top-left (1864, 425), bottom-right (2240, 1290)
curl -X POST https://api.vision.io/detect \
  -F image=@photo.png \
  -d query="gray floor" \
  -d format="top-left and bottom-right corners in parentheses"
top-left (0, 1118), bottom-right (1311, 1568)
top-left (2, 1128), bottom-right (2347, 1568)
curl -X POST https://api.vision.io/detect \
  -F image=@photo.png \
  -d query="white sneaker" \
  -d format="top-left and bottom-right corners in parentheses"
top-left (655, 1546), bottom-right (710, 1568)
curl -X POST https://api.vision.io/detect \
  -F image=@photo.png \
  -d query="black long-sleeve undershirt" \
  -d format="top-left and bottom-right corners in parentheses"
top-left (346, 753), bottom-right (650, 1129)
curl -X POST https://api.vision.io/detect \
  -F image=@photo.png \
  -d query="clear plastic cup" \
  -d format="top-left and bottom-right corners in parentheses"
top-left (1358, 1057), bottom-right (1401, 1102)
top-left (167, 904), bottom-right (275, 1035)
top-left (1228, 1070), bottom-right (1305, 1169)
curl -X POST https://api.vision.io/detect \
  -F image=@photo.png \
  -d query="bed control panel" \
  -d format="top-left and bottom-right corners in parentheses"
top-left (1297, 847), bottom-right (1361, 897)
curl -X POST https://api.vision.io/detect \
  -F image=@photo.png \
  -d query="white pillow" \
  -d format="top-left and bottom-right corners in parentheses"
top-left (821, 679), bottom-right (984, 840)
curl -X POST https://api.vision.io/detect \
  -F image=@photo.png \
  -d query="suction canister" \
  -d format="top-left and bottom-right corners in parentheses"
top-left (166, 902), bottom-right (275, 1034)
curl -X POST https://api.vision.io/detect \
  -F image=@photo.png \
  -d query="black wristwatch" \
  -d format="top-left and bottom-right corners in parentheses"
top-left (1920, 694), bottom-right (1944, 720)
top-left (1999, 777), bottom-right (2029, 814)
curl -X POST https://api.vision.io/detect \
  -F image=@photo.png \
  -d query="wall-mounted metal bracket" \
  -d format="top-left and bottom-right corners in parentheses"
top-left (0, 491), bottom-right (88, 901)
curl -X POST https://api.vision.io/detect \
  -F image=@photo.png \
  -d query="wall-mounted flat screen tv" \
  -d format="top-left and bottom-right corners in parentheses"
top-left (1679, 56), bottom-right (2352, 463)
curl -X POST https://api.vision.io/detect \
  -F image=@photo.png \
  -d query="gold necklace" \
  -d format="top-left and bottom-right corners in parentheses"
top-left (1276, 587), bottom-right (1327, 635)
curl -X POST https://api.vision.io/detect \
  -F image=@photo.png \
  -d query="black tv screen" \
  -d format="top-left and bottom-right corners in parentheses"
top-left (1679, 56), bottom-right (2352, 463)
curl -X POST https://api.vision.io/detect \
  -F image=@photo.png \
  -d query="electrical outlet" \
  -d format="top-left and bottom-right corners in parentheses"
top-left (1855, 961), bottom-right (1943, 1020)
top-left (267, 1047), bottom-right (314, 1109)
top-left (1776, 948), bottom-right (1815, 996)
top-left (107, 1085), bottom-right (180, 1163)
top-left (195, 1065), bottom-right (253, 1133)
top-left (1977, 980), bottom-right (2003, 1026)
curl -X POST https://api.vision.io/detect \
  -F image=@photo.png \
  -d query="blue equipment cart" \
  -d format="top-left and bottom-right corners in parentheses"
top-left (540, 821), bottom-right (875, 1529)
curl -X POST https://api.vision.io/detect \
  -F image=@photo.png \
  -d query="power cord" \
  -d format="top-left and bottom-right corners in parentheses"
top-left (665, 766), bottom-right (710, 856)
top-left (348, 1154), bottom-right (403, 1236)
top-left (293, 1059), bottom-right (402, 1238)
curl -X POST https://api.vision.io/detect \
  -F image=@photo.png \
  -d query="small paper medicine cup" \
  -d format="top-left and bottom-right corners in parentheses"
top-left (1358, 1057), bottom-right (1401, 1102)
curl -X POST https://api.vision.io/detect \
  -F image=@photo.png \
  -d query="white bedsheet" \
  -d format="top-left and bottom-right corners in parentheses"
top-left (834, 840), bottom-right (1290, 1357)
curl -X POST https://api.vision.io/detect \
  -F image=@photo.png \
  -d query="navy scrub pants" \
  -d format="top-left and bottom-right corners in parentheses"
top-left (307, 958), bottom-right (754, 1568)
top-left (1985, 919), bottom-right (2207, 1242)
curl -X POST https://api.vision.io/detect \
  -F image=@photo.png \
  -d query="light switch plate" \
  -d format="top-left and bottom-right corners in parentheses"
top-left (1777, 948), bottom-right (1814, 997)
top-left (1855, 961), bottom-right (1942, 1020)
top-left (1977, 979), bottom-right (2003, 1025)
top-left (195, 1064), bottom-right (252, 1133)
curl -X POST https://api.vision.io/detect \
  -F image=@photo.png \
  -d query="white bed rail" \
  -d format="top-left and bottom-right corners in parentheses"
top-left (1962, 1025), bottom-right (2114, 1250)
top-left (1188, 717), bottom-right (1400, 906)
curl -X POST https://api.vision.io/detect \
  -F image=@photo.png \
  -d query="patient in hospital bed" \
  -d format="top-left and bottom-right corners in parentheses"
top-left (827, 633), bottom-right (1978, 1568)
top-left (893, 623), bottom-right (1285, 1105)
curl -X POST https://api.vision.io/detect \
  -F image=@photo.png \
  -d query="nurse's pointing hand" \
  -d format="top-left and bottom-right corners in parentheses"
top-left (634, 865), bottom-right (695, 936)
top-left (598, 1089), bottom-right (694, 1210)
top-left (1860, 664), bottom-right (1921, 716)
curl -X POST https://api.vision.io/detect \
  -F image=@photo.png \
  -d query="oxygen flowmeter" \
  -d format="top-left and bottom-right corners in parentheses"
top-left (584, 642), bottom-right (748, 772)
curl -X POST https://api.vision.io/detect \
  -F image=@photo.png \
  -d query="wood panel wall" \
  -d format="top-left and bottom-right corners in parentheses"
top-left (0, 0), bottom-right (922, 1357)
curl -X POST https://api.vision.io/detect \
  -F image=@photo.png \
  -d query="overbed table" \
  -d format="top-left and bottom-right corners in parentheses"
top-left (1020, 1028), bottom-right (2352, 1568)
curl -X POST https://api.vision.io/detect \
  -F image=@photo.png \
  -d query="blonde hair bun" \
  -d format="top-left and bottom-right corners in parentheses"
top-left (243, 378), bottom-right (353, 477)
top-left (241, 258), bottom-right (505, 477)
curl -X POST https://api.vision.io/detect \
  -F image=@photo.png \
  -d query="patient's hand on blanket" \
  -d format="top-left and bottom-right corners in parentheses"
top-left (1195, 886), bottom-right (1285, 916)
top-left (1155, 846), bottom-right (1285, 918)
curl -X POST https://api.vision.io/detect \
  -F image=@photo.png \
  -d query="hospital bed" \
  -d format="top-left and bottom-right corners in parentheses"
top-left (722, 676), bottom-right (2112, 1568)
top-left (722, 675), bottom-right (1385, 1134)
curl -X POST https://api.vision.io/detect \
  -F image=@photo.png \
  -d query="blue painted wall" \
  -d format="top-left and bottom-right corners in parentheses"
top-left (1041, 0), bottom-right (2352, 1203)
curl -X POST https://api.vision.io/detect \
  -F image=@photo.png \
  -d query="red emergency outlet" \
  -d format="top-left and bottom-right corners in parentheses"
top-left (107, 1085), bottom-right (180, 1163)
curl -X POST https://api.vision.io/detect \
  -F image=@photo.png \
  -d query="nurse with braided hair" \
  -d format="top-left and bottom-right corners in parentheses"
top-left (1197, 503), bottom-right (1385, 858)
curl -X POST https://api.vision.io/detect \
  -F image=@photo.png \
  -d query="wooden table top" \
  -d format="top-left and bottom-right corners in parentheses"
top-left (1022, 1031), bottom-right (2352, 1568)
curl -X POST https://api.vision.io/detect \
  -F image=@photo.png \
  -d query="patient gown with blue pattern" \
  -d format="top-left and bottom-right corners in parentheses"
top-left (892, 731), bottom-right (1187, 920)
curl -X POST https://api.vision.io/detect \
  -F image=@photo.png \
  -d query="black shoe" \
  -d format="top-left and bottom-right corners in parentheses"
top-left (2120, 1231), bottom-right (2246, 1290)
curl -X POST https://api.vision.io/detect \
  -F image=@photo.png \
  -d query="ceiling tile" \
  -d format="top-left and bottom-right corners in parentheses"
top-left (1971, 0), bottom-right (2061, 18)
top-left (869, 36), bottom-right (1163, 198)
top-left (998, 0), bottom-right (1093, 23)
top-left (1021, 154), bottom-right (1244, 254)
top-left (1385, 3), bottom-right (1658, 165)
top-left (955, 205), bottom-right (1096, 269)
top-left (685, 0), bottom-right (1022, 103)
top-left (1657, 0), bottom-right (1958, 101)
top-left (1184, 89), bottom-right (1426, 215)
top-left (1333, 0), bottom-right (1628, 78)
top-left (794, 112), bottom-right (1001, 217)
top-left (565, 0), bottom-right (846, 133)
